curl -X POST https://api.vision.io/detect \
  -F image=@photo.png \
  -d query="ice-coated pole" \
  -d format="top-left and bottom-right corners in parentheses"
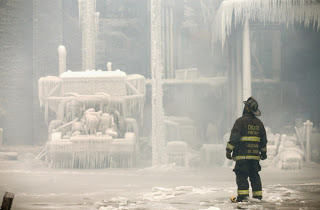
top-left (151, 0), bottom-right (166, 166)
top-left (303, 120), bottom-right (313, 162)
top-left (242, 17), bottom-right (251, 101)
top-left (58, 45), bottom-right (66, 76)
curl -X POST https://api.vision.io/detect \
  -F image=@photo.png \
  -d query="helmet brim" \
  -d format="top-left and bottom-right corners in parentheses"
top-left (253, 109), bottom-right (261, 116)
top-left (243, 101), bottom-right (261, 116)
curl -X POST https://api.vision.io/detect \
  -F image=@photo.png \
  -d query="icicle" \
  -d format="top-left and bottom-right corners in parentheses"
top-left (212, 0), bottom-right (320, 48)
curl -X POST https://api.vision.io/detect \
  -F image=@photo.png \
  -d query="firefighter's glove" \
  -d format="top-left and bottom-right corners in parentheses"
top-left (260, 152), bottom-right (267, 160)
top-left (226, 151), bottom-right (232, 160)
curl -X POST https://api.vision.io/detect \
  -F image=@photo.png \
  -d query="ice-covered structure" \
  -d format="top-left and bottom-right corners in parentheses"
top-left (258, 127), bottom-right (306, 170)
top-left (38, 70), bottom-right (145, 168)
top-left (271, 134), bottom-right (305, 170)
top-left (35, 0), bottom-right (148, 168)
top-left (212, 0), bottom-right (320, 117)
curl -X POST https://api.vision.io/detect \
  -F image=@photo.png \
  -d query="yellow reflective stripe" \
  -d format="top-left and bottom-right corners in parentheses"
top-left (237, 190), bottom-right (249, 195)
top-left (261, 147), bottom-right (267, 152)
top-left (253, 191), bottom-right (262, 196)
top-left (241, 136), bottom-right (260, 142)
top-left (226, 143), bottom-right (235, 150)
top-left (233, 156), bottom-right (260, 161)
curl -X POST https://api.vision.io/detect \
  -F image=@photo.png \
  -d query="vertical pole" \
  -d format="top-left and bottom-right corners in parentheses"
top-left (230, 33), bottom-right (236, 124)
top-left (236, 28), bottom-right (243, 117)
top-left (165, 6), bottom-right (170, 79)
top-left (79, 0), bottom-right (96, 71)
top-left (58, 45), bottom-right (67, 76)
top-left (303, 120), bottom-right (313, 162)
top-left (169, 6), bottom-right (174, 78)
top-left (177, 30), bottom-right (181, 71)
top-left (161, 5), bottom-right (166, 77)
top-left (242, 17), bottom-right (251, 101)
top-left (151, 0), bottom-right (166, 166)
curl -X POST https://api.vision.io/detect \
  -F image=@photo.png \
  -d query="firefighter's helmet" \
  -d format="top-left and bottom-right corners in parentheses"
top-left (243, 97), bottom-right (261, 116)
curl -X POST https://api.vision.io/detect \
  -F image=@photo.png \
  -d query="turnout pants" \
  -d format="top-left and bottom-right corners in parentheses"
top-left (233, 160), bottom-right (262, 201)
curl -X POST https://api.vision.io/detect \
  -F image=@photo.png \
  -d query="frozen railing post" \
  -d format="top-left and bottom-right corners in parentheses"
top-left (1, 192), bottom-right (14, 210)
top-left (303, 120), bottom-right (313, 162)
top-left (107, 62), bottom-right (112, 71)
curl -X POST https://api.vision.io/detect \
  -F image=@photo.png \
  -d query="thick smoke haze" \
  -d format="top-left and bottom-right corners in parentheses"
top-left (0, 0), bottom-right (319, 160)
top-left (0, 1), bottom-right (320, 209)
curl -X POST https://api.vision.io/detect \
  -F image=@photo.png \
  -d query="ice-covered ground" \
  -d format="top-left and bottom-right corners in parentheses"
top-left (1, 146), bottom-right (320, 210)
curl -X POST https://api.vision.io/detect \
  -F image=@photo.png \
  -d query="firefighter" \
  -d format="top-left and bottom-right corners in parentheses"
top-left (226, 97), bottom-right (268, 202)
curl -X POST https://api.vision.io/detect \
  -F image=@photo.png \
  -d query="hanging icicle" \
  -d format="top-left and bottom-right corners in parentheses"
top-left (212, 0), bottom-right (320, 48)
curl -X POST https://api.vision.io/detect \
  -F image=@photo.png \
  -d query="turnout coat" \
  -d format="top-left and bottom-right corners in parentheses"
top-left (226, 112), bottom-right (267, 161)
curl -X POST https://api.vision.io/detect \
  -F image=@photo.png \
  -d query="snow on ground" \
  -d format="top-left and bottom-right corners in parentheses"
top-left (0, 146), bottom-right (320, 210)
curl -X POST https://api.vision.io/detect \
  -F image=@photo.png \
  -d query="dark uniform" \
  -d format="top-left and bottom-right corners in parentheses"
top-left (226, 97), bottom-right (267, 201)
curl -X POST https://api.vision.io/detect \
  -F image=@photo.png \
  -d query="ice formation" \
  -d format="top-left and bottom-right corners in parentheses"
top-left (151, 0), bottom-right (166, 166)
top-left (213, 0), bottom-right (320, 47)
top-left (259, 131), bottom-right (305, 170)
top-left (38, 70), bottom-right (146, 168)
top-left (39, 71), bottom-right (145, 120)
top-left (272, 134), bottom-right (305, 170)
